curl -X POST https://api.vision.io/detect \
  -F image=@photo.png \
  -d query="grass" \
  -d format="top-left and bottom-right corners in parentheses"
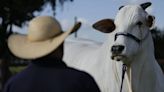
top-left (9, 66), bottom-right (27, 75)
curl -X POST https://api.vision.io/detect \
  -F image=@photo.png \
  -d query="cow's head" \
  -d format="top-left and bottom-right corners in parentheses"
top-left (93, 2), bottom-right (154, 64)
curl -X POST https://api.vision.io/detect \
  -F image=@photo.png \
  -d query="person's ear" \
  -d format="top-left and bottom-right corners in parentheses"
top-left (92, 19), bottom-right (115, 33)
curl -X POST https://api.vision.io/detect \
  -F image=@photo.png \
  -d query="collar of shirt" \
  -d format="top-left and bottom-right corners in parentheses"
top-left (31, 58), bottom-right (67, 68)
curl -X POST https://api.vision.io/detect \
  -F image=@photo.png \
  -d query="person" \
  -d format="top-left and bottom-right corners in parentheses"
top-left (4, 16), bottom-right (100, 92)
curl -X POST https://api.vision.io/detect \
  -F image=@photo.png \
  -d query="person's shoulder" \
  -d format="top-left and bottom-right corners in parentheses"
top-left (66, 67), bottom-right (94, 78)
top-left (4, 72), bottom-right (21, 89)
top-left (66, 67), bottom-right (100, 92)
top-left (6, 64), bottom-right (32, 84)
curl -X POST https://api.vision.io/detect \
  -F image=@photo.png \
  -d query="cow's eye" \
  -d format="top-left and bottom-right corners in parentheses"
top-left (136, 21), bottom-right (143, 26)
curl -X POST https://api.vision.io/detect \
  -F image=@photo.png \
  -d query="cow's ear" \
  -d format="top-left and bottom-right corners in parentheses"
top-left (147, 15), bottom-right (155, 28)
top-left (93, 19), bottom-right (115, 33)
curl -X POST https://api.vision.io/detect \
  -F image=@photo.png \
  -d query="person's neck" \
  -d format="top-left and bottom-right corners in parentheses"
top-left (32, 57), bottom-right (66, 67)
top-left (35, 56), bottom-right (61, 61)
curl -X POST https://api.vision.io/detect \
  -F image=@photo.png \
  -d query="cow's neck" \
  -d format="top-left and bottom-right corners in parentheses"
top-left (101, 36), bottom-right (132, 92)
top-left (127, 33), bottom-right (157, 92)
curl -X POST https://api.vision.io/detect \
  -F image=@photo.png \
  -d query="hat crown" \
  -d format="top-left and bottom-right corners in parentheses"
top-left (28, 16), bottom-right (62, 41)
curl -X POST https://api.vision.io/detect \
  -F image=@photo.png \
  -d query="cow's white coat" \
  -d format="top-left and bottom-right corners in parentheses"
top-left (63, 3), bottom-right (164, 92)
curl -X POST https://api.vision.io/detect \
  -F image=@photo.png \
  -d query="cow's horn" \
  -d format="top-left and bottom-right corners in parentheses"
top-left (140, 2), bottom-right (152, 10)
top-left (119, 6), bottom-right (124, 10)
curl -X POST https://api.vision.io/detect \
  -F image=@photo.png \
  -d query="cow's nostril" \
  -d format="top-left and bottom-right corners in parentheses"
top-left (111, 45), bottom-right (125, 54)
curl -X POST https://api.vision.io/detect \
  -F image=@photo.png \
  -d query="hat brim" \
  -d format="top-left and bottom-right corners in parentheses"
top-left (8, 22), bottom-right (81, 59)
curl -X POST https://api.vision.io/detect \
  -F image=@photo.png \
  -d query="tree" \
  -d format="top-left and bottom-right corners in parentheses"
top-left (151, 27), bottom-right (164, 59)
top-left (0, 0), bottom-right (73, 90)
top-left (151, 27), bottom-right (164, 72)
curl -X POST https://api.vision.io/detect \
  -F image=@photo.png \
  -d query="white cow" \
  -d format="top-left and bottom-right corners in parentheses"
top-left (64, 38), bottom-right (131, 92)
top-left (64, 2), bottom-right (164, 92)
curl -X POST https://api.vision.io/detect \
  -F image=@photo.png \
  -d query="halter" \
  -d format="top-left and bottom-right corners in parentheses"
top-left (114, 30), bottom-right (150, 44)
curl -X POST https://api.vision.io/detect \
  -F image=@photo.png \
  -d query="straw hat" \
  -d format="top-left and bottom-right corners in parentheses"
top-left (8, 16), bottom-right (81, 59)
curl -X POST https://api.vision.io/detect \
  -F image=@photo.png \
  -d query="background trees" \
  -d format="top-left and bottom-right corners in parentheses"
top-left (151, 27), bottom-right (164, 59)
top-left (151, 27), bottom-right (164, 71)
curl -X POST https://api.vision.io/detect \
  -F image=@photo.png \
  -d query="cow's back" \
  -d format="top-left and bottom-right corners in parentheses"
top-left (63, 38), bottom-right (102, 70)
